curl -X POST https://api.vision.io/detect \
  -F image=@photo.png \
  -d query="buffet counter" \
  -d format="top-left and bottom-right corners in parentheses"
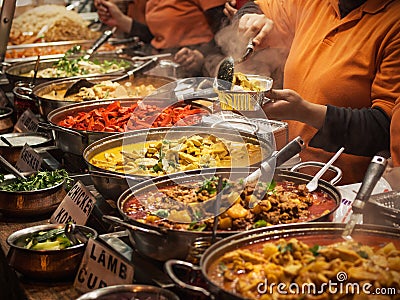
top-left (0, 217), bottom-right (81, 299)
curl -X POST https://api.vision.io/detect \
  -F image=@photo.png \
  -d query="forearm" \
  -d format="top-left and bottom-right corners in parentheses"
top-left (129, 21), bottom-right (153, 43)
top-left (292, 101), bottom-right (327, 129)
top-left (309, 105), bottom-right (390, 156)
top-left (115, 14), bottom-right (133, 34)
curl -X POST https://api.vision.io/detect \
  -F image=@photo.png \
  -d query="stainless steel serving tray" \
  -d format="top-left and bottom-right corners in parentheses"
top-left (5, 38), bottom-right (126, 63)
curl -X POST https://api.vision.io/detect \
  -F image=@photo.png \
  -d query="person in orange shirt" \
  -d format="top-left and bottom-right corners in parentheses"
top-left (94, 0), bottom-right (228, 76)
top-left (391, 97), bottom-right (400, 166)
top-left (235, 0), bottom-right (400, 184)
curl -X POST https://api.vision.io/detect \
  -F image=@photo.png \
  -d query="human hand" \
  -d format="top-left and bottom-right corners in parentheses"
top-left (223, 1), bottom-right (238, 20)
top-left (262, 89), bottom-right (327, 129)
top-left (238, 13), bottom-right (273, 50)
top-left (95, 0), bottom-right (124, 28)
top-left (174, 48), bottom-right (204, 75)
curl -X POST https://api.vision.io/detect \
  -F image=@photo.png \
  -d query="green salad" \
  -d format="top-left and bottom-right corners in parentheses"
top-left (24, 228), bottom-right (73, 250)
top-left (27, 46), bottom-right (131, 78)
top-left (0, 169), bottom-right (72, 192)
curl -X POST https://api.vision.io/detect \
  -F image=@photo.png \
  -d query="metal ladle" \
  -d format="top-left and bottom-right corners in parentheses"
top-left (64, 223), bottom-right (89, 246)
top-left (216, 38), bottom-right (255, 88)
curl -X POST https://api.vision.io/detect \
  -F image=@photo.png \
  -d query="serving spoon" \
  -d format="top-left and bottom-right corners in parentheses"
top-left (306, 147), bottom-right (344, 192)
top-left (0, 154), bottom-right (26, 180)
top-left (216, 38), bottom-right (255, 88)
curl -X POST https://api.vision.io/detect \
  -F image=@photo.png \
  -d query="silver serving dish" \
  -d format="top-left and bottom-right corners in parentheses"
top-left (165, 222), bottom-right (400, 300)
top-left (0, 132), bottom-right (53, 164)
top-left (4, 54), bottom-right (135, 88)
top-left (83, 126), bottom-right (275, 201)
top-left (33, 74), bottom-right (173, 118)
top-left (365, 191), bottom-right (400, 227)
top-left (76, 284), bottom-right (179, 300)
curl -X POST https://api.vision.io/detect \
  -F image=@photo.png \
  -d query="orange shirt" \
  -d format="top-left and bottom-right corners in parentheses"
top-left (391, 98), bottom-right (400, 166)
top-left (256, 0), bottom-right (400, 184)
top-left (127, 0), bottom-right (147, 24)
top-left (145, 0), bottom-right (226, 49)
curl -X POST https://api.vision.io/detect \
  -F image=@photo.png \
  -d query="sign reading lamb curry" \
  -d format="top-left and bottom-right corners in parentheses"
top-left (74, 238), bottom-right (134, 293)
top-left (89, 134), bottom-right (263, 176)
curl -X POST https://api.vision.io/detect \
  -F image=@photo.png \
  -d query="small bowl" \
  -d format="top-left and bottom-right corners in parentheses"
top-left (76, 284), bottom-right (180, 300)
top-left (0, 132), bottom-right (53, 165)
top-left (0, 177), bottom-right (66, 217)
top-left (217, 74), bottom-right (273, 111)
top-left (7, 223), bottom-right (98, 280)
top-left (0, 107), bottom-right (14, 134)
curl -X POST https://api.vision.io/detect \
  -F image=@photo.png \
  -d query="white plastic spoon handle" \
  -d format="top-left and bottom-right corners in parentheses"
top-left (306, 147), bottom-right (345, 192)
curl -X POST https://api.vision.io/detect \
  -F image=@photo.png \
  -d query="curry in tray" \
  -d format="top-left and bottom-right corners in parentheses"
top-left (122, 176), bottom-right (337, 229)
top-left (208, 237), bottom-right (400, 299)
top-left (89, 134), bottom-right (263, 176)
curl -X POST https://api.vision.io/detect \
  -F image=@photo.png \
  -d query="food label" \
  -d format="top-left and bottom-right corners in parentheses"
top-left (15, 144), bottom-right (43, 172)
top-left (14, 108), bottom-right (39, 132)
top-left (74, 238), bottom-right (134, 293)
top-left (50, 181), bottom-right (96, 225)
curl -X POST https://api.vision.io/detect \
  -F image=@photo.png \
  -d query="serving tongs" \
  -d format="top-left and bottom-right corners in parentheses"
top-left (342, 153), bottom-right (388, 240)
top-left (63, 56), bottom-right (159, 98)
top-left (242, 136), bottom-right (305, 188)
top-left (83, 27), bottom-right (117, 60)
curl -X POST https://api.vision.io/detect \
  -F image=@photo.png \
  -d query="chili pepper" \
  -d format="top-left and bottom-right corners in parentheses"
top-left (57, 101), bottom-right (209, 132)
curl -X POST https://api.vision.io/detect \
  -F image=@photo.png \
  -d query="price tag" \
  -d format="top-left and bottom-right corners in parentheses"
top-left (14, 108), bottom-right (39, 132)
top-left (74, 238), bottom-right (134, 293)
top-left (15, 144), bottom-right (43, 172)
top-left (50, 181), bottom-right (96, 225)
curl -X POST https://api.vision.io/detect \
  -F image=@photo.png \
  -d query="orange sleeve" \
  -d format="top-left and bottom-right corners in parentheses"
top-left (391, 98), bottom-right (400, 166)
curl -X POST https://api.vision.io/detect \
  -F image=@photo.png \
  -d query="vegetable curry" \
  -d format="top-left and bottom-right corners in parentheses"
top-left (90, 134), bottom-right (263, 176)
top-left (208, 237), bottom-right (400, 299)
top-left (122, 177), bottom-right (337, 229)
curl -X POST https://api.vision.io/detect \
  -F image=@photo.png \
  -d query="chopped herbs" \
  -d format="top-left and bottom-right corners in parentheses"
top-left (153, 209), bottom-right (169, 218)
top-left (253, 219), bottom-right (268, 229)
top-left (196, 176), bottom-right (230, 195)
top-left (0, 169), bottom-right (71, 192)
top-left (188, 222), bottom-right (207, 231)
top-left (310, 245), bottom-right (321, 256)
top-left (357, 250), bottom-right (369, 259)
top-left (278, 242), bottom-right (293, 254)
top-left (52, 46), bottom-right (130, 77)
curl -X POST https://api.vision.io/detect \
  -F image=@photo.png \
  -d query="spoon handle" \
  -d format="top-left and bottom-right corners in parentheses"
top-left (0, 154), bottom-right (26, 180)
top-left (306, 147), bottom-right (344, 192)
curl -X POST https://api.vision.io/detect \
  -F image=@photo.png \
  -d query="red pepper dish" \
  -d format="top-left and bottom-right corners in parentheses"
top-left (57, 100), bottom-right (210, 132)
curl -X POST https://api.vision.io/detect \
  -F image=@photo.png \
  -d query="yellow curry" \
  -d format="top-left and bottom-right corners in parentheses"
top-left (89, 134), bottom-right (262, 176)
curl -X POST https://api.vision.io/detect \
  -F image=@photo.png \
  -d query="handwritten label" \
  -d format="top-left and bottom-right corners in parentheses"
top-left (14, 108), bottom-right (39, 132)
top-left (50, 181), bottom-right (96, 225)
top-left (74, 238), bottom-right (134, 293)
top-left (15, 144), bottom-right (43, 172)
